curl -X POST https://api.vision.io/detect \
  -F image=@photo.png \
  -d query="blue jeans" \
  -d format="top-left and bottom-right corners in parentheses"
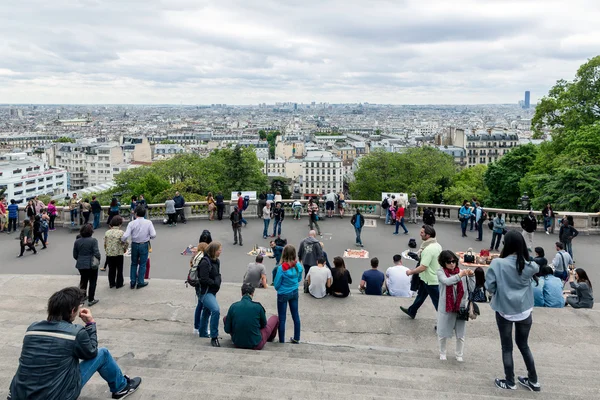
top-left (394, 217), bottom-right (408, 234)
top-left (563, 241), bottom-right (573, 259)
top-left (263, 219), bottom-right (270, 237)
top-left (277, 290), bottom-right (300, 342)
top-left (198, 291), bottom-right (220, 338)
top-left (470, 215), bottom-right (475, 231)
top-left (461, 218), bottom-right (468, 235)
top-left (407, 281), bottom-right (439, 318)
top-left (385, 209), bottom-right (391, 224)
top-left (477, 221), bottom-right (483, 241)
top-left (272, 219), bottom-right (282, 236)
top-left (239, 211), bottom-right (247, 226)
top-left (93, 212), bottom-right (101, 229)
top-left (80, 347), bottom-right (127, 394)
top-left (70, 209), bottom-right (78, 223)
top-left (130, 242), bottom-right (149, 286)
top-left (354, 227), bottom-right (363, 245)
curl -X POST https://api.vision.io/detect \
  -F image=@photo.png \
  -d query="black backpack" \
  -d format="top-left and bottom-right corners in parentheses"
top-left (199, 229), bottom-right (212, 244)
top-left (274, 237), bottom-right (287, 247)
top-left (381, 198), bottom-right (389, 209)
top-left (243, 196), bottom-right (250, 211)
top-left (480, 209), bottom-right (488, 222)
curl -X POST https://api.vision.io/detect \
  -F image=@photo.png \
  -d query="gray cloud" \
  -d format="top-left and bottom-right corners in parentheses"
top-left (0, 0), bottom-right (598, 104)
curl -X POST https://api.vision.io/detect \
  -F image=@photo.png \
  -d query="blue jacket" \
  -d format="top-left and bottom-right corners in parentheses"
top-left (274, 262), bottom-right (303, 295)
top-left (541, 275), bottom-right (565, 308)
top-left (459, 206), bottom-right (472, 219)
top-left (486, 255), bottom-right (539, 315)
top-left (8, 203), bottom-right (19, 219)
top-left (271, 245), bottom-right (283, 265)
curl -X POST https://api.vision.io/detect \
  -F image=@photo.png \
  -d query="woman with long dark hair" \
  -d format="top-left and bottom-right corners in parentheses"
top-left (486, 230), bottom-right (540, 391)
top-left (73, 224), bottom-right (101, 307)
top-left (329, 256), bottom-right (352, 298)
top-left (274, 244), bottom-right (303, 343)
top-left (564, 268), bottom-right (594, 308)
top-left (197, 241), bottom-right (222, 347)
top-left (107, 197), bottom-right (120, 225)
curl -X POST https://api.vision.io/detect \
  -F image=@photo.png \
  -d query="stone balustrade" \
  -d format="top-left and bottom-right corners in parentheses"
top-left (14, 200), bottom-right (600, 234)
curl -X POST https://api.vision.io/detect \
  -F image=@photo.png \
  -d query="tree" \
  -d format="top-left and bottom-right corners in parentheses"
top-left (54, 137), bottom-right (75, 143)
top-left (266, 131), bottom-right (281, 158)
top-left (270, 177), bottom-right (291, 199)
top-left (442, 165), bottom-right (489, 206)
top-left (258, 130), bottom-right (267, 140)
top-left (484, 144), bottom-right (538, 209)
top-left (159, 139), bottom-right (176, 144)
top-left (350, 147), bottom-right (456, 202)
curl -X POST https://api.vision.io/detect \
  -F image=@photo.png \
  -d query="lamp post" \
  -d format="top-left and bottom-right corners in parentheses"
top-left (520, 192), bottom-right (531, 211)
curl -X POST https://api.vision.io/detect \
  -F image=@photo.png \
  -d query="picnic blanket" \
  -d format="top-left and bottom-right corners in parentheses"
top-left (343, 249), bottom-right (370, 259)
top-left (247, 246), bottom-right (274, 258)
top-left (456, 251), bottom-right (498, 268)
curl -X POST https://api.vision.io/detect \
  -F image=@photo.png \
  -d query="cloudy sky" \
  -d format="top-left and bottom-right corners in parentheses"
top-left (1, 0), bottom-right (598, 105)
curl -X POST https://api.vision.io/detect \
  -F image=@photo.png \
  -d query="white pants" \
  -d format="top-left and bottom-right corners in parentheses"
top-left (439, 336), bottom-right (465, 357)
top-left (522, 230), bottom-right (534, 250)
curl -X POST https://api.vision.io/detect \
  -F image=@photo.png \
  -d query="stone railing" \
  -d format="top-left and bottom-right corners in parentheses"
top-left (14, 201), bottom-right (600, 235)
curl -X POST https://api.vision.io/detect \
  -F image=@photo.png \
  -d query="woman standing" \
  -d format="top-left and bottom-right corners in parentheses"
top-left (197, 242), bottom-right (222, 347)
top-left (490, 213), bottom-right (506, 251)
top-left (274, 244), bottom-right (303, 343)
top-left (129, 195), bottom-right (138, 221)
top-left (73, 224), bottom-right (101, 307)
top-left (436, 250), bottom-right (474, 362)
top-left (274, 191), bottom-right (283, 204)
top-left (18, 220), bottom-right (37, 257)
top-left (47, 200), bottom-right (57, 231)
top-left (564, 268), bottom-right (594, 308)
top-left (165, 196), bottom-right (176, 226)
top-left (330, 256), bottom-right (352, 298)
top-left (206, 192), bottom-right (216, 221)
top-left (25, 200), bottom-right (36, 221)
top-left (81, 198), bottom-right (92, 224)
top-left (192, 242), bottom-right (210, 334)
top-left (486, 230), bottom-right (540, 391)
top-left (459, 200), bottom-right (472, 238)
top-left (337, 192), bottom-right (346, 218)
top-left (107, 197), bottom-right (120, 225)
top-left (104, 215), bottom-right (128, 289)
top-left (542, 204), bottom-right (555, 235)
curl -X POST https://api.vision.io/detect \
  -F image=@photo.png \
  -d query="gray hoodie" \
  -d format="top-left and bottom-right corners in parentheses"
top-left (298, 236), bottom-right (323, 267)
top-left (165, 199), bottom-right (176, 214)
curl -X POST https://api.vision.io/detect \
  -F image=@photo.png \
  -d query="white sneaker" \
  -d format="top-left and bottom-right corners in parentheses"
top-left (456, 356), bottom-right (463, 362)
top-left (193, 328), bottom-right (199, 335)
top-left (440, 354), bottom-right (447, 360)
top-left (546, 231), bottom-right (549, 235)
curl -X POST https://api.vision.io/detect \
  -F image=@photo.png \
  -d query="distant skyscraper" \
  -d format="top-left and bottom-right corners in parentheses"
top-left (524, 91), bottom-right (530, 109)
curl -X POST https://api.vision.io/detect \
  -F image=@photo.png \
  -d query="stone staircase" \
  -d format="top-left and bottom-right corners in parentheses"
top-left (0, 275), bottom-right (598, 399)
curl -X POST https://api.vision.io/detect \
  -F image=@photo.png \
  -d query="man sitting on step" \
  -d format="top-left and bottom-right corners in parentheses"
top-left (224, 283), bottom-right (279, 350)
top-left (8, 287), bottom-right (142, 400)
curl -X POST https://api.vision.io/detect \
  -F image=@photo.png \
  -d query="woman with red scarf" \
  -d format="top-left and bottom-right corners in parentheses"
top-left (436, 250), bottom-right (474, 362)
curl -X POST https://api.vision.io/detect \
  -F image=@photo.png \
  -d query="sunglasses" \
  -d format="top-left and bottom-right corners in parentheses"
top-left (445, 260), bottom-right (458, 264)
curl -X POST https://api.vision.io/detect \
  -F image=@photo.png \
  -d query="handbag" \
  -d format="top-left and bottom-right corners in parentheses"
top-left (488, 220), bottom-right (494, 230)
top-left (144, 258), bottom-right (151, 279)
top-left (463, 248), bottom-right (475, 264)
top-left (91, 256), bottom-right (100, 270)
top-left (457, 278), bottom-right (481, 321)
top-left (480, 249), bottom-right (490, 257)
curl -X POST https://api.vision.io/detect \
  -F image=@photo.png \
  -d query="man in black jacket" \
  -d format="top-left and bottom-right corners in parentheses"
top-left (351, 208), bottom-right (365, 247)
top-left (521, 211), bottom-right (537, 252)
top-left (90, 196), bottom-right (102, 229)
top-left (230, 206), bottom-right (243, 246)
top-left (173, 191), bottom-right (186, 224)
top-left (215, 192), bottom-right (225, 220)
top-left (8, 287), bottom-right (141, 400)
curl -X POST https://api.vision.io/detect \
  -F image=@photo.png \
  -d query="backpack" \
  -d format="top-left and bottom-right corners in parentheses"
top-left (274, 237), bottom-right (287, 247)
top-left (381, 198), bottom-right (389, 209)
top-left (199, 229), bottom-right (212, 244)
top-left (40, 219), bottom-right (49, 232)
top-left (232, 211), bottom-right (241, 225)
top-left (186, 253), bottom-right (205, 288)
top-left (243, 195), bottom-right (250, 211)
top-left (480, 209), bottom-right (488, 222)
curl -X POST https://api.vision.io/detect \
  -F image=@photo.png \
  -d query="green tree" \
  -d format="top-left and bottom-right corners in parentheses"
top-left (258, 130), bottom-right (267, 140)
top-left (442, 165), bottom-right (489, 206)
top-left (484, 144), bottom-right (538, 209)
top-left (54, 137), bottom-right (75, 143)
top-left (266, 131), bottom-right (281, 158)
top-left (270, 177), bottom-right (291, 199)
top-left (350, 147), bottom-right (456, 201)
top-left (159, 139), bottom-right (176, 144)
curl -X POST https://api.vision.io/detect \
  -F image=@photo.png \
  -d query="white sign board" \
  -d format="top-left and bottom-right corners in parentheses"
top-left (381, 192), bottom-right (408, 207)
top-left (230, 191), bottom-right (257, 201)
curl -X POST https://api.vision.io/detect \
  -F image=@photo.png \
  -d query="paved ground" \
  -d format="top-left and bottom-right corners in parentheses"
top-left (1, 217), bottom-right (599, 301)
top-left (1, 275), bottom-right (599, 400)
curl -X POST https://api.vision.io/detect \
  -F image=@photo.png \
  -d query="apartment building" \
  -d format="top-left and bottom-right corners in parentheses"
top-left (0, 134), bottom-right (58, 148)
top-left (301, 151), bottom-right (343, 196)
top-left (0, 153), bottom-right (67, 204)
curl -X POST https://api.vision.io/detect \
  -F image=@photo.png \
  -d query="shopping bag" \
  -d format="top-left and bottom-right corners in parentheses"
top-left (145, 258), bottom-right (150, 279)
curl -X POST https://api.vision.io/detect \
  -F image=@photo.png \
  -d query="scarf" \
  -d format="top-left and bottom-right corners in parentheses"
top-left (281, 260), bottom-right (298, 272)
top-left (443, 267), bottom-right (464, 313)
top-left (417, 237), bottom-right (437, 257)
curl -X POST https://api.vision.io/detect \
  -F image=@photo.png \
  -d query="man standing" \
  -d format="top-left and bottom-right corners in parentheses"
top-left (257, 191), bottom-right (267, 218)
top-left (7, 287), bottom-right (142, 400)
top-left (90, 196), bottom-right (102, 229)
top-left (521, 211), bottom-right (537, 252)
top-left (307, 198), bottom-right (322, 236)
top-left (137, 194), bottom-right (148, 219)
top-left (262, 202), bottom-right (271, 239)
top-left (408, 193), bottom-right (418, 224)
top-left (173, 191), bottom-right (186, 224)
top-left (230, 206), bottom-right (243, 246)
top-left (385, 254), bottom-right (412, 297)
top-left (359, 257), bottom-right (385, 295)
top-left (7, 199), bottom-right (19, 233)
top-left (68, 193), bottom-right (79, 226)
top-left (350, 208), bottom-right (365, 247)
top-left (325, 191), bottom-right (337, 218)
top-left (271, 202), bottom-right (284, 238)
top-left (298, 230), bottom-right (323, 281)
top-left (215, 192), bottom-right (225, 220)
top-left (474, 202), bottom-right (484, 242)
top-left (122, 207), bottom-right (156, 289)
top-left (224, 284), bottom-right (279, 350)
top-left (559, 218), bottom-right (578, 259)
top-left (236, 192), bottom-right (248, 226)
top-left (243, 255), bottom-right (268, 288)
top-left (400, 225), bottom-right (442, 319)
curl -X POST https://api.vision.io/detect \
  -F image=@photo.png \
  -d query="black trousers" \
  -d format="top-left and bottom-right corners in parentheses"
top-left (176, 208), bottom-right (186, 223)
top-left (495, 312), bottom-right (537, 386)
top-left (19, 241), bottom-right (36, 256)
top-left (216, 204), bottom-right (224, 220)
top-left (83, 211), bottom-right (91, 224)
top-left (79, 269), bottom-right (98, 301)
top-left (107, 255), bottom-right (124, 288)
top-left (49, 215), bottom-right (56, 230)
top-left (33, 232), bottom-right (46, 247)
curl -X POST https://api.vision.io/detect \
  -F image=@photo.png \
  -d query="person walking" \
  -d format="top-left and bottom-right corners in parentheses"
top-left (298, 230), bottom-right (323, 281)
top-left (121, 207), bottom-right (156, 290)
top-left (230, 206), bottom-right (243, 246)
top-left (107, 197), bottom-right (120, 225)
top-left (558, 218), bottom-right (578, 259)
top-left (207, 192), bottom-right (216, 221)
top-left (7, 199), bottom-right (19, 233)
top-left (18, 220), bottom-right (37, 257)
top-left (408, 193), bottom-right (418, 224)
top-left (490, 213), bottom-right (506, 251)
top-left (542, 204), bottom-right (555, 234)
top-left (90, 195), bottom-right (102, 229)
top-left (436, 250), bottom-right (475, 362)
top-left (521, 211), bottom-right (537, 252)
top-left (459, 200), bottom-right (472, 237)
top-left (47, 200), bottom-right (58, 231)
top-left (104, 215), bottom-right (128, 289)
top-left (274, 245), bottom-right (303, 343)
top-left (351, 208), bottom-right (365, 247)
top-left (236, 192), bottom-right (248, 226)
top-left (485, 230), bottom-right (540, 392)
top-left (271, 202), bottom-right (285, 238)
top-left (400, 225), bottom-right (442, 319)
top-left (73, 224), bottom-right (101, 307)
top-left (262, 201), bottom-right (271, 239)
top-left (32, 215), bottom-right (48, 249)
top-left (393, 203), bottom-right (409, 235)
top-left (215, 192), bottom-right (224, 221)
top-left (307, 198), bottom-right (322, 236)
top-left (197, 242), bottom-right (223, 347)
top-left (173, 191), bottom-right (187, 223)
top-left (165, 196), bottom-right (177, 226)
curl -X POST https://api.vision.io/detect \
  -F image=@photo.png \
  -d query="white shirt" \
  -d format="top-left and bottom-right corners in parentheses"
top-left (326, 192), bottom-right (336, 202)
top-left (385, 265), bottom-right (412, 297)
top-left (499, 308), bottom-right (533, 322)
top-left (262, 206), bottom-right (271, 219)
top-left (274, 194), bottom-right (282, 203)
top-left (307, 266), bottom-right (332, 299)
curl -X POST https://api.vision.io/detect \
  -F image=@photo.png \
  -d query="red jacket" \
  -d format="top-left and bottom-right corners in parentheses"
top-left (237, 196), bottom-right (244, 210)
top-left (395, 206), bottom-right (405, 219)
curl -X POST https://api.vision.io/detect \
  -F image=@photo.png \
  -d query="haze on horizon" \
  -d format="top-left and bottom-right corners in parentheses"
top-left (1, 0), bottom-right (598, 105)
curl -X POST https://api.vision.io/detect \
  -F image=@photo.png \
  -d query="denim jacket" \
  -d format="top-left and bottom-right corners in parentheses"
top-left (486, 255), bottom-right (539, 314)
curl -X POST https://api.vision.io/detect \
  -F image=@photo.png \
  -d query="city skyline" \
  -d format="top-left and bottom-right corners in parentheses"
top-left (1, 0), bottom-right (598, 105)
